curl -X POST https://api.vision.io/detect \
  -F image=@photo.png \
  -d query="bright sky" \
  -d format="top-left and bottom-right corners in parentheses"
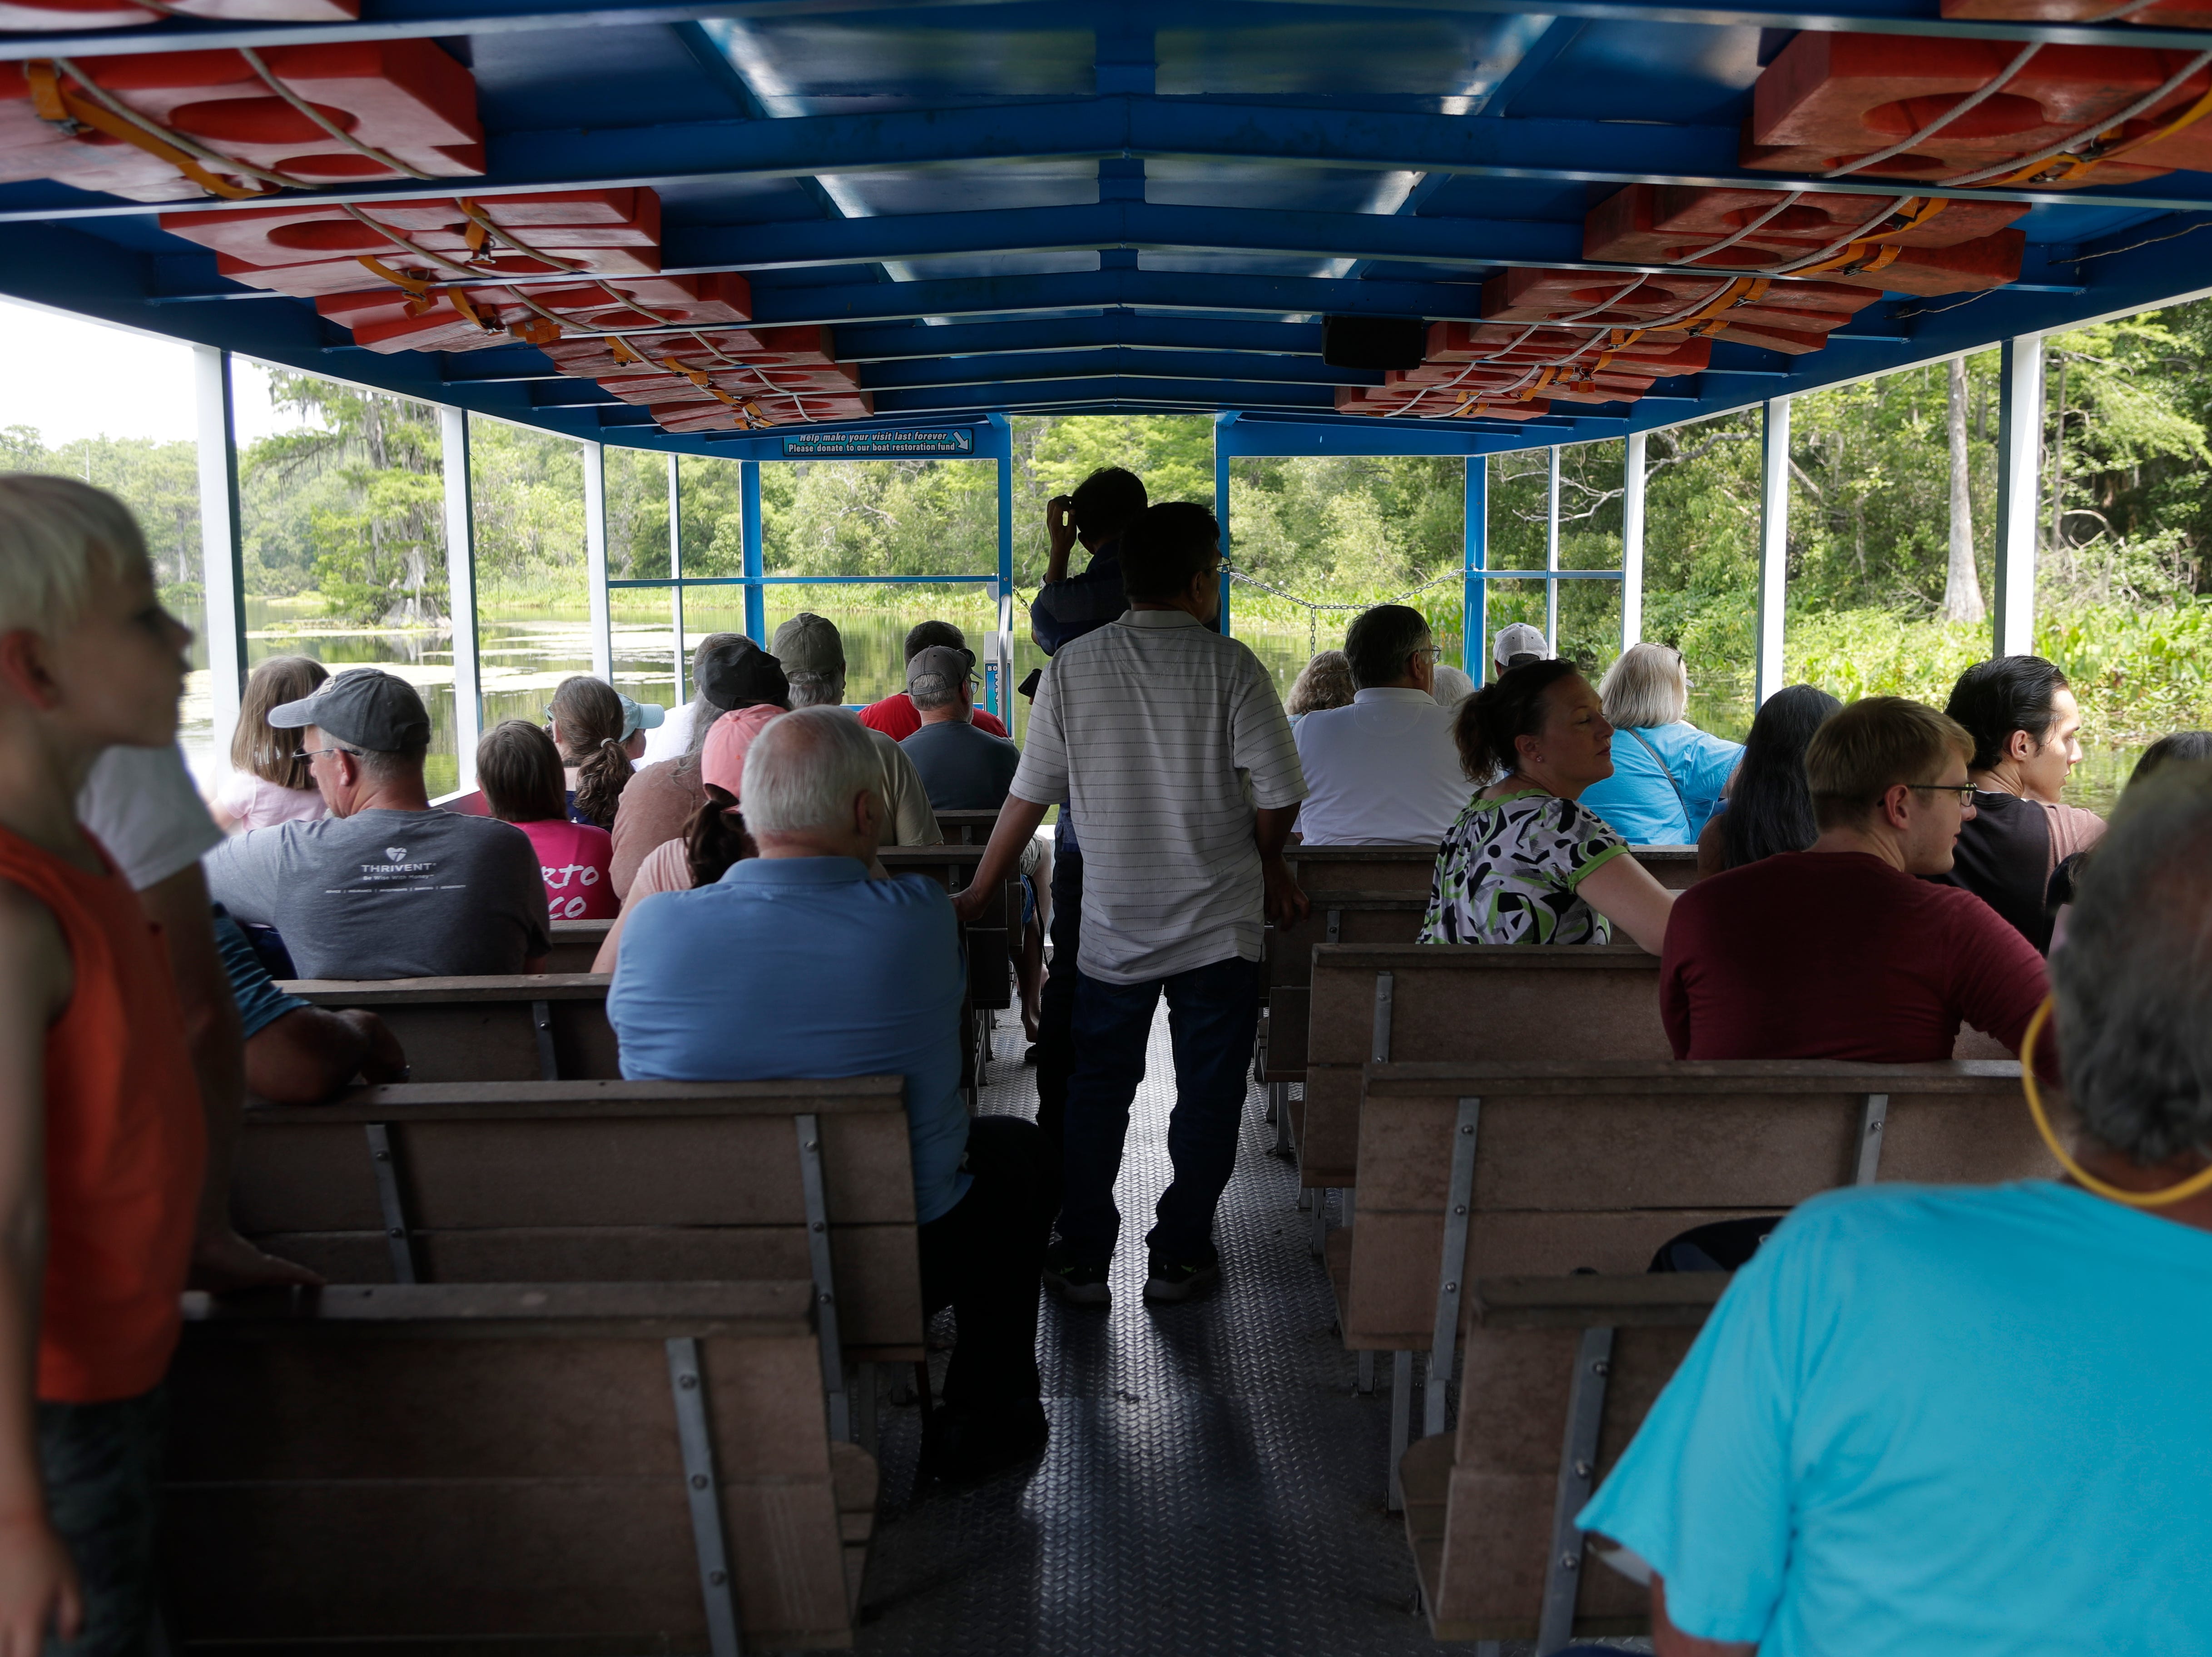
top-left (0, 297), bottom-right (313, 449)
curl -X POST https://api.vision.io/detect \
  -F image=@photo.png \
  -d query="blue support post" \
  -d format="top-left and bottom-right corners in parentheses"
top-left (741, 459), bottom-right (765, 645)
top-left (1464, 457), bottom-right (1488, 680)
top-left (993, 429), bottom-right (1013, 719)
top-left (1214, 413), bottom-right (1235, 634)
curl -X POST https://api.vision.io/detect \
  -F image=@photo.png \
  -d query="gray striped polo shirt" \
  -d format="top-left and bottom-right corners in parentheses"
top-left (1011, 608), bottom-right (1306, 985)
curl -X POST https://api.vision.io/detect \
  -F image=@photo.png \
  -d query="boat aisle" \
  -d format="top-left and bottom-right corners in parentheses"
top-left (852, 1010), bottom-right (1648, 1657)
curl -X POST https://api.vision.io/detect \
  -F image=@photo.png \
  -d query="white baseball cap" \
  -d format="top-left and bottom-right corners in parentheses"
top-left (1492, 622), bottom-right (1552, 670)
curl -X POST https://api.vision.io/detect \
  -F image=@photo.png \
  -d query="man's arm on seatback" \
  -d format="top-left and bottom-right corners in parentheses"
top-left (1947, 891), bottom-right (2056, 1072)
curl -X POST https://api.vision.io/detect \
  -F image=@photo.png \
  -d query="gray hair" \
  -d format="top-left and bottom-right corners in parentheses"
top-left (784, 670), bottom-right (847, 709)
top-left (0, 473), bottom-right (147, 635)
top-left (1600, 642), bottom-right (1688, 731)
top-left (1344, 603), bottom-right (1433, 692)
top-left (909, 670), bottom-right (964, 713)
top-left (2051, 765), bottom-right (2212, 1165)
top-left (683, 632), bottom-right (744, 761)
top-left (741, 706), bottom-right (882, 835)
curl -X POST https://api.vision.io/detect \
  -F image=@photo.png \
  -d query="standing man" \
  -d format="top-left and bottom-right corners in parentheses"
top-left (958, 503), bottom-right (1308, 1304)
top-left (1026, 466), bottom-right (1147, 1121)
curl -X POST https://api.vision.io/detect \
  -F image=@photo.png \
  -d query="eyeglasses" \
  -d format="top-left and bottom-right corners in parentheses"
top-left (296, 744), bottom-right (360, 763)
top-left (1905, 782), bottom-right (1976, 803)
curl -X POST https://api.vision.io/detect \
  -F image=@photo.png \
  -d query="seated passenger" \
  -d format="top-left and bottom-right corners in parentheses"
top-left (1661, 696), bottom-right (2048, 1063)
top-left (1430, 662), bottom-right (1476, 708)
top-left (610, 635), bottom-right (784, 896)
top-left (1491, 619), bottom-right (1550, 674)
top-left (1285, 648), bottom-right (1355, 730)
top-left (771, 612), bottom-right (942, 845)
top-left (858, 621), bottom-right (1010, 741)
top-left (547, 674), bottom-right (650, 831)
top-left (638, 631), bottom-right (740, 766)
top-left (213, 908), bottom-right (406, 1103)
top-left (589, 784), bottom-right (752, 974)
top-left (1418, 660), bottom-right (1674, 952)
top-left (1293, 605), bottom-right (1467, 846)
top-left (2048, 730), bottom-right (2212, 950)
top-left (204, 668), bottom-right (551, 979)
top-left (213, 656), bottom-right (330, 831)
top-left (477, 720), bottom-right (617, 921)
top-left (1573, 772), bottom-right (2212, 1655)
top-left (1694, 684), bottom-right (1840, 879)
top-left (608, 709), bottom-right (1055, 1482)
top-left (1579, 642), bottom-right (1742, 845)
top-left (899, 645), bottom-right (1022, 811)
top-left (1940, 654), bottom-right (2104, 952)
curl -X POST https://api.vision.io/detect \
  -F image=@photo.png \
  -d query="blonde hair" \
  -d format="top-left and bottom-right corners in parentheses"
top-left (1805, 697), bottom-right (1973, 831)
top-left (0, 474), bottom-right (146, 636)
top-left (1599, 642), bottom-right (1688, 731)
top-left (1287, 650), bottom-right (1356, 717)
top-left (231, 656), bottom-right (329, 788)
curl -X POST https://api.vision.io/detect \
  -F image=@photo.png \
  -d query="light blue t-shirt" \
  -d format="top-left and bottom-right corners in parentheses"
top-left (606, 856), bottom-right (972, 1224)
top-left (1578, 722), bottom-right (1741, 844)
top-left (1577, 1181), bottom-right (2212, 1656)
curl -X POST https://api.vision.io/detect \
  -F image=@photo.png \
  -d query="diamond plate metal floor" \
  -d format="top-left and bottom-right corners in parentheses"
top-left (849, 1009), bottom-right (1651, 1657)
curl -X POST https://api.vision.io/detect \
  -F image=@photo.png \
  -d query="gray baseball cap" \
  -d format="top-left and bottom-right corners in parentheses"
top-left (267, 667), bottom-right (430, 753)
top-left (1492, 622), bottom-right (1552, 670)
top-left (906, 644), bottom-right (976, 693)
top-left (772, 612), bottom-right (845, 677)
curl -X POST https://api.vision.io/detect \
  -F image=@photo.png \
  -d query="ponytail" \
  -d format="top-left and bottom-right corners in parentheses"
top-left (549, 675), bottom-right (634, 830)
top-left (1453, 657), bottom-right (1578, 783)
top-left (573, 735), bottom-right (635, 831)
top-left (685, 784), bottom-right (753, 889)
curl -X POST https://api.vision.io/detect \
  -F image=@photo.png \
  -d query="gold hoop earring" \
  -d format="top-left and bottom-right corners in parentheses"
top-left (2021, 996), bottom-right (2212, 1208)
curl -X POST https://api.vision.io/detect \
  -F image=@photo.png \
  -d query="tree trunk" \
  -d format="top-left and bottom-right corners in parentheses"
top-left (1940, 354), bottom-right (1986, 625)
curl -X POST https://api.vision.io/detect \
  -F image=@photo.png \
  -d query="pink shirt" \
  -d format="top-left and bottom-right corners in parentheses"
top-left (217, 771), bottom-right (326, 831)
top-left (513, 818), bottom-right (618, 921)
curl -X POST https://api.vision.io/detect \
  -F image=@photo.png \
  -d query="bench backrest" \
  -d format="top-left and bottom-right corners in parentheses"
top-left (164, 1280), bottom-right (868, 1651)
top-left (934, 808), bottom-right (1002, 845)
top-left (1282, 842), bottom-right (1699, 897)
top-left (546, 918), bottom-right (610, 973)
top-left (1343, 1059), bottom-right (2050, 1351)
top-left (1294, 944), bottom-right (1665, 1186)
top-left (285, 974), bottom-right (617, 1084)
top-left (880, 845), bottom-right (1019, 1010)
top-left (232, 1077), bottom-right (925, 1361)
top-left (1402, 1274), bottom-right (1721, 1644)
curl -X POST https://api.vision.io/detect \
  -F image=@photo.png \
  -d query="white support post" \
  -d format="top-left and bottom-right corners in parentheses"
top-left (440, 406), bottom-right (482, 790)
top-left (666, 453), bottom-right (685, 705)
top-left (582, 440), bottom-right (612, 681)
top-left (1992, 334), bottom-right (2045, 660)
top-left (193, 345), bottom-right (248, 764)
top-left (1621, 430), bottom-right (1646, 652)
top-left (1756, 398), bottom-right (1790, 706)
top-left (1544, 444), bottom-right (1561, 647)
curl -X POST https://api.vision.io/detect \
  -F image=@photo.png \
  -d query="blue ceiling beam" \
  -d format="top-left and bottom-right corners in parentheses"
top-left (32, 96), bottom-right (2212, 228)
top-left (863, 347), bottom-right (1379, 390)
top-left (22, 0), bottom-right (2212, 60)
top-left (832, 314), bottom-right (1328, 362)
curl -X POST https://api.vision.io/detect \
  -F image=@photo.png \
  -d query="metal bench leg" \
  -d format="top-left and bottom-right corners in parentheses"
top-left (855, 1360), bottom-right (879, 1457)
top-left (1535, 1327), bottom-right (1616, 1656)
top-left (1309, 1186), bottom-right (1329, 1255)
top-left (1387, 1350), bottom-right (1413, 1513)
top-left (1270, 1082), bottom-right (1293, 1157)
top-left (1357, 1349), bottom-right (1376, 1395)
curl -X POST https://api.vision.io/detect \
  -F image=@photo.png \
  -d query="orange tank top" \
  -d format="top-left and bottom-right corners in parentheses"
top-left (0, 826), bottom-right (205, 1403)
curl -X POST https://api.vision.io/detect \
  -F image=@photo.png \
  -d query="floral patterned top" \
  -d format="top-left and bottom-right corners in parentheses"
top-left (1417, 788), bottom-right (1631, 945)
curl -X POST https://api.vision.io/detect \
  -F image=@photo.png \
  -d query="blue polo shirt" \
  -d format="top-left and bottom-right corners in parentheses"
top-left (606, 856), bottom-right (972, 1224)
top-left (1577, 1180), bottom-right (2212, 1655)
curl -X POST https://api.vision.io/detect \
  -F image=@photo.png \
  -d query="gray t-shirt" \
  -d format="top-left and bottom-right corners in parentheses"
top-left (203, 808), bottom-right (551, 980)
top-left (900, 721), bottom-right (1022, 812)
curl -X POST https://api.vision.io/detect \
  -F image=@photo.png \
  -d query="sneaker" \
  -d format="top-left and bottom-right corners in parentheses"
top-left (1142, 1257), bottom-right (1220, 1303)
top-left (1043, 1245), bottom-right (1111, 1306)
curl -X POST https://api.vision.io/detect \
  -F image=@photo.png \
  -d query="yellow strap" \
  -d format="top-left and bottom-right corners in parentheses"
top-left (2020, 997), bottom-right (2212, 1208)
top-left (354, 255), bottom-right (433, 295)
top-left (1981, 78), bottom-right (2212, 187)
top-left (26, 60), bottom-right (267, 201)
top-left (453, 199), bottom-right (590, 275)
top-left (1785, 240), bottom-right (1906, 279)
top-left (1647, 277), bottom-right (1771, 335)
top-left (444, 286), bottom-right (495, 331)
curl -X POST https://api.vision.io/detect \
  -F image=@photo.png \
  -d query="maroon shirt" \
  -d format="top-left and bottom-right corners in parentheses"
top-left (1661, 851), bottom-right (2049, 1063)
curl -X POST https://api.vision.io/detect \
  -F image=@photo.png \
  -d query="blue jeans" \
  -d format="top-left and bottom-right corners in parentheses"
top-left (1059, 953), bottom-right (1262, 1268)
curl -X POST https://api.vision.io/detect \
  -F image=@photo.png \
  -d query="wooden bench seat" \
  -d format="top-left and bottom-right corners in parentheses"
top-left (546, 918), bottom-right (610, 973)
top-left (284, 974), bottom-right (618, 1084)
top-left (164, 1280), bottom-right (872, 1654)
top-left (1297, 944), bottom-right (1666, 1189)
top-left (1349, 1058), bottom-right (2053, 1510)
top-left (234, 1075), bottom-right (923, 1438)
top-left (1401, 1274), bottom-right (1724, 1646)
